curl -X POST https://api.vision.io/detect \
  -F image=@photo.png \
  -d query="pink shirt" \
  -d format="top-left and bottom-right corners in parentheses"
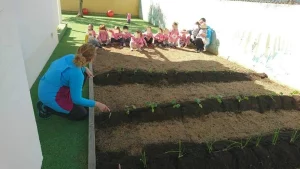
top-left (87, 30), bottom-right (96, 37)
top-left (127, 13), bottom-right (132, 20)
top-left (97, 31), bottom-right (109, 42)
top-left (143, 32), bottom-right (153, 39)
top-left (109, 30), bottom-right (123, 40)
top-left (131, 37), bottom-right (147, 46)
top-left (123, 32), bottom-right (132, 39)
top-left (154, 33), bottom-right (164, 42)
top-left (169, 29), bottom-right (179, 39)
top-left (163, 34), bottom-right (169, 41)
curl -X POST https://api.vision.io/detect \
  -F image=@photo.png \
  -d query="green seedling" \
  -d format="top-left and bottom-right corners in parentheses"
top-left (146, 102), bottom-right (158, 113)
top-left (148, 68), bottom-right (153, 74)
top-left (223, 138), bottom-right (251, 151)
top-left (206, 141), bottom-right (215, 153)
top-left (125, 105), bottom-right (136, 115)
top-left (290, 130), bottom-right (300, 143)
top-left (140, 151), bottom-right (147, 168)
top-left (280, 92), bottom-right (284, 96)
top-left (272, 129), bottom-right (280, 145)
top-left (116, 66), bottom-right (125, 73)
top-left (162, 69), bottom-right (168, 75)
top-left (165, 140), bottom-right (184, 158)
top-left (195, 98), bottom-right (203, 108)
top-left (171, 100), bottom-right (181, 108)
top-left (236, 95), bottom-right (249, 103)
top-left (134, 68), bottom-right (140, 74)
top-left (255, 135), bottom-right (262, 147)
top-left (290, 90), bottom-right (300, 95)
top-left (106, 73), bottom-right (109, 77)
top-left (215, 95), bottom-right (223, 104)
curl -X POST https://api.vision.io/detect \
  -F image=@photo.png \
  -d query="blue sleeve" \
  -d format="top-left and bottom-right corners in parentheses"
top-left (69, 69), bottom-right (96, 107)
top-left (81, 67), bottom-right (86, 72)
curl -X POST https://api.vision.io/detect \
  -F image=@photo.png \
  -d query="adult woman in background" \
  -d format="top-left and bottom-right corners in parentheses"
top-left (37, 44), bottom-right (110, 120)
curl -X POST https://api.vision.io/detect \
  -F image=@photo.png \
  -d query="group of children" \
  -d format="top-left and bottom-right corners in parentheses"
top-left (86, 21), bottom-right (209, 52)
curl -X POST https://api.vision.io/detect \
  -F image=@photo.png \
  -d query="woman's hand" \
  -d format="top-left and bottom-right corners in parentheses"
top-left (85, 67), bottom-right (94, 78)
top-left (96, 102), bottom-right (111, 112)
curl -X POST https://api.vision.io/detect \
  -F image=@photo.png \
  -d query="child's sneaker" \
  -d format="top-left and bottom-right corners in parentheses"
top-left (159, 44), bottom-right (162, 47)
top-left (130, 48), bottom-right (133, 51)
top-left (123, 43), bottom-right (126, 47)
top-left (138, 48), bottom-right (142, 51)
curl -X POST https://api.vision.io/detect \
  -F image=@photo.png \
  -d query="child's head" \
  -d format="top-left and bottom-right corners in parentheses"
top-left (172, 22), bottom-right (178, 29)
top-left (181, 29), bottom-right (187, 35)
top-left (195, 21), bottom-right (200, 26)
top-left (88, 24), bottom-right (93, 30)
top-left (114, 26), bottom-right (121, 33)
top-left (99, 25), bottom-right (106, 32)
top-left (135, 30), bottom-right (142, 38)
top-left (164, 28), bottom-right (169, 34)
top-left (159, 28), bottom-right (163, 33)
top-left (123, 26), bottom-right (129, 33)
top-left (146, 26), bottom-right (152, 33)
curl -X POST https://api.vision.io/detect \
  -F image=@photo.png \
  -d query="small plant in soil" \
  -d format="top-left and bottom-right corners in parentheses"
top-left (290, 90), bottom-right (300, 95)
top-left (140, 151), bottom-right (147, 168)
top-left (134, 68), bottom-right (140, 74)
top-left (280, 92), bottom-right (284, 96)
top-left (290, 130), bottom-right (300, 143)
top-left (223, 138), bottom-right (251, 151)
top-left (195, 98), bottom-right (203, 108)
top-left (165, 140), bottom-right (184, 158)
top-left (215, 95), bottom-right (223, 104)
top-left (116, 66), bottom-right (125, 74)
top-left (206, 141), bottom-right (215, 153)
top-left (148, 68), bottom-right (153, 74)
top-left (236, 95), bottom-right (249, 103)
top-left (255, 135), bottom-right (262, 147)
top-left (171, 100), bottom-right (181, 108)
top-left (162, 69), bottom-right (168, 75)
top-left (124, 105), bottom-right (136, 115)
top-left (272, 129), bottom-right (280, 145)
top-left (146, 102), bottom-right (158, 113)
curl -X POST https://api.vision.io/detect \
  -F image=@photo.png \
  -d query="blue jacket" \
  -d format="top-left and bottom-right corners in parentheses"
top-left (206, 26), bottom-right (212, 45)
top-left (38, 54), bottom-right (95, 114)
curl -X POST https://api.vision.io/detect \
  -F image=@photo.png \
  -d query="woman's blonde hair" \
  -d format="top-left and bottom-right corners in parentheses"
top-left (73, 43), bottom-right (96, 67)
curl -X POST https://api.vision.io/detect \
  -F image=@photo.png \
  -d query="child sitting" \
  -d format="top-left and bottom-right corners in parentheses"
top-left (86, 24), bottom-right (102, 48)
top-left (190, 22), bottom-right (200, 44)
top-left (163, 28), bottom-right (170, 47)
top-left (169, 22), bottom-right (179, 48)
top-left (143, 27), bottom-right (154, 47)
top-left (178, 29), bottom-right (190, 48)
top-left (195, 23), bottom-right (209, 52)
top-left (108, 26), bottom-right (123, 48)
top-left (154, 28), bottom-right (164, 47)
top-left (130, 31), bottom-right (147, 51)
top-left (97, 25), bottom-right (110, 46)
top-left (122, 26), bottom-right (132, 47)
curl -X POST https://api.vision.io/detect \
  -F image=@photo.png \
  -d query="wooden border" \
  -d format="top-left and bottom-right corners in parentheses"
top-left (88, 62), bottom-right (96, 169)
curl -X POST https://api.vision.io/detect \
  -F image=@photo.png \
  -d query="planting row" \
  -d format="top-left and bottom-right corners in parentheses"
top-left (96, 129), bottom-right (300, 169)
top-left (93, 69), bottom-right (268, 86)
top-left (95, 95), bottom-right (300, 128)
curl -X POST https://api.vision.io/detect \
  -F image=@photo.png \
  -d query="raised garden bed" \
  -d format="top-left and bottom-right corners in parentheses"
top-left (92, 47), bottom-right (300, 169)
top-left (95, 95), bottom-right (300, 128)
top-left (93, 69), bottom-right (267, 86)
top-left (96, 129), bottom-right (300, 169)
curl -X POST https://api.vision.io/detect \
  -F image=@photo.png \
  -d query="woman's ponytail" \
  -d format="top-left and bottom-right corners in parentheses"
top-left (73, 43), bottom-right (96, 67)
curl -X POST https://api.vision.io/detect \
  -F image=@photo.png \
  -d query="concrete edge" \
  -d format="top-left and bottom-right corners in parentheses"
top-left (57, 23), bottom-right (68, 42)
top-left (88, 62), bottom-right (96, 169)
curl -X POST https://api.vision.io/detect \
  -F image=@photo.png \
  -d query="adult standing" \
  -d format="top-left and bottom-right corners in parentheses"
top-left (37, 44), bottom-right (110, 120)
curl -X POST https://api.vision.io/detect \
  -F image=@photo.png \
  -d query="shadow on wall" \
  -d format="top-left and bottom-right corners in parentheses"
top-left (148, 3), bottom-right (166, 28)
top-left (207, 28), bottom-right (220, 55)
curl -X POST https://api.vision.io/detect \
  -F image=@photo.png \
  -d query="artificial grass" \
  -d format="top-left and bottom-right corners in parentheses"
top-left (30, 14), bottom-right (152, 169)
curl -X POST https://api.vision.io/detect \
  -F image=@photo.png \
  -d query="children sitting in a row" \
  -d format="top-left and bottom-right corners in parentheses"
top-left (86, 22), bottom-right (192, 51)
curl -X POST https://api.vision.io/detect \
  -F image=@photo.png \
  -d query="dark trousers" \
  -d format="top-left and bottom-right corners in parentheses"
top-left (154, 40), bottom-right (164, 46)
top-left (127, 19), bottom-right (131, 24)
top-left (111, 38), bottom-right (123, 45)
top-left (195, 38), bottom-right (204, 51)
top-left (43, 73), bottom-right (89, 121)
top-left (122, 38), bottom-right (131, 45)
top-left (144, 37), bottom-right (153, 45)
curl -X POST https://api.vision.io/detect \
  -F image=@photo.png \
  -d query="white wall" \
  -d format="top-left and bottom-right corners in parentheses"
top-left (0, 0), bottom-right (43, 168)
top-left (16, 0), bottom-right (59, 88)
top-left (140, 0), bottom-right (300, 90)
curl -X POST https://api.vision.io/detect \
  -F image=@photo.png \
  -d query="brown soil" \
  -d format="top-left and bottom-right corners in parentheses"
top-left (95, 79), bottom-right (294, 111)
top-left (93, 47), bottom-right (255, 74)
top-left (96, 110), bottom-right (300, 155)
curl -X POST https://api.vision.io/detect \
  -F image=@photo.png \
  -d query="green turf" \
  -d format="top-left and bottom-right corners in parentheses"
top-left (30, 14), bottom-right (152, 169)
